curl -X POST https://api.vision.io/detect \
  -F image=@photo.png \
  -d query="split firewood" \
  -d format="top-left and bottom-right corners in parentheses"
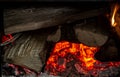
top-left (74, 19), bottom-right (108, 47)
top-left (4, 30), bottom-right (49, 72)
top-left (4, 7), bottom-right (106, 34)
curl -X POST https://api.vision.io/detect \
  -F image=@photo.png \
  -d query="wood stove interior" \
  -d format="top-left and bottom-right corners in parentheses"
top-left (1, 2), bottom-right (120, 77)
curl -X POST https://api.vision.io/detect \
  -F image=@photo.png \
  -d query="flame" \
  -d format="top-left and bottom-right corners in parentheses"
top-left (4, 41), bottom-right (120, 76)
top-left (45, 41), bottom-right (120, 76)
top-left (79, 44), bottom-right (97, 69)
top-left (111, 4), bottom-right (119, 27)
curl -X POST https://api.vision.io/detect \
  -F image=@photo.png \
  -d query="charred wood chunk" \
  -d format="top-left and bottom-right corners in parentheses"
top-left (4, 30), bottom-right (49, 72)
top-left (4, 8), bottom-right (105, 34)
top-left (74, 18), bottom-right (108, 47)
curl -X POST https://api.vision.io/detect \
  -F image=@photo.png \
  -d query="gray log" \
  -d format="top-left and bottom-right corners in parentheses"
top-left (4, 7), bottom-right (106, 34)
top-left (74, 19), bottom-right (108, 46)
top-left (4, 30), bottom-right (49, 72)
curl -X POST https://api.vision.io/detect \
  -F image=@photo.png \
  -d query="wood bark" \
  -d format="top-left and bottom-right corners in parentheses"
top-left (4, 30), bottom-right (50, 72)
top-left (4, 8), bottom-right (106, 34)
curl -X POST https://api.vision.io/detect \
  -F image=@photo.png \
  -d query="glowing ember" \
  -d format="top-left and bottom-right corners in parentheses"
top-left (45, 41), bottom-right (120, 76)
top-left (2, 34), bottom-right (13, 43)
top-left (111, 4), bottom-right (119, 27)
top-left (8, 64), bottom-right (34, 75)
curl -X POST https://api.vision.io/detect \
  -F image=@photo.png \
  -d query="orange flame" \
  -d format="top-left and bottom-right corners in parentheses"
top-left (45, 41), bottom-right (120, 76)
top-left (111, 4), bottom-right (119, 27)
top-left (46, 41), bottom-right (98, 72)
top-left (79, 44), bottom-right (97, 69)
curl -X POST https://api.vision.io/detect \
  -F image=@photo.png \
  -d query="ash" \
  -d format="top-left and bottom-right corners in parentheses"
top-left (97, 66), bottom-right (120, 77)
top-left (2, 62), bottom-right (120, 77)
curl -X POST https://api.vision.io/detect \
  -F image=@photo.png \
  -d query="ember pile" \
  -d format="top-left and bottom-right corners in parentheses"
top-left (2, 63), bottom-right (35, 76)
top-left (45, 41), bottom-right (120, 77)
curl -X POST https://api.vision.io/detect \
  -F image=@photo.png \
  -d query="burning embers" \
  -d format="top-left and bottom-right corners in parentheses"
top-left (2, 63), bottom-right (35, 76)
top-left (45, 41), bottom-right (98, 75)
top-left (45, 41), bottom-right (120, 76)
top-left (2, 34), bottom-right (13, 42)
top-left (1, 34), bottom-right (13, 46)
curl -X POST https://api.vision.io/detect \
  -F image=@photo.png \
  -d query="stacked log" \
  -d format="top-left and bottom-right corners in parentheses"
top-left (4, 7), bottom-right (106, 34)
top-left (4, 30), bottom-right (50, 72)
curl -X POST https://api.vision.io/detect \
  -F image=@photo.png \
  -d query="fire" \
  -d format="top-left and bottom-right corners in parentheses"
top-left (7, 64), bottom-right (35, 75)
top-left (78, 44), bottom-right (97, 70)
top-left (45, 41), bottom-right (120, 76)
top-left (2, 34), bottom-right (13, 43)
top-left (45, 41), bottom-right (98, 75)
top-left (111, 4), bottom-right (119, 27)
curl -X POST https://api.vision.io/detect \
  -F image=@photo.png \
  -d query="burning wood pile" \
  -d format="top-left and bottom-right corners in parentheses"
top-left (45, 40), bottom-right (120, 77)
top-left (1, 2), bottom-right (120, 77)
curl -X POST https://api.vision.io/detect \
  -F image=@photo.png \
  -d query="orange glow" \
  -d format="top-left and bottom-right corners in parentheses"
top-left (45, 41), bottom-right (120, 76)
top-left (111, 4), bottom-right (119, 27)
top-left (8, 64), bottom-right (34, 75)
top-left (79, 44), bottom-right (97, 69)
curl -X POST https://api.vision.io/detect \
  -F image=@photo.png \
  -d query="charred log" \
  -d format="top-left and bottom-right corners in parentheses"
top-left (3, 29), bottom-right (52, 72)
top-left (4, 7), bottom-right (106, 34)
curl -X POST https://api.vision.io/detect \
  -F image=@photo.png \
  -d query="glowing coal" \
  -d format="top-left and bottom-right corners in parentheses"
top-left (111, 3), bottom-right (119, 27)
top-left (2, 34), bottom-right (13, 43)
top-left (8, 64), bottom-right (35, 75)
top-left (45, 41), bottom-right (120, 76)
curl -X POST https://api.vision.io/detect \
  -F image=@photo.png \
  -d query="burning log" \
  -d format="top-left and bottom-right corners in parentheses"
top-left (3, 30), bottom-right (50, 72)
top-left (45, 41), bottom-right (120, 77)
